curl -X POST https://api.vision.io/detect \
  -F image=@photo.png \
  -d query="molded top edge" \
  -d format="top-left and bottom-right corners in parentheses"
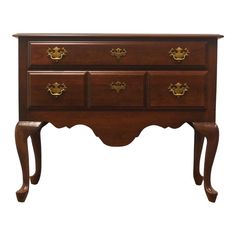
top-left (13, 33), bottom-right (224, 39)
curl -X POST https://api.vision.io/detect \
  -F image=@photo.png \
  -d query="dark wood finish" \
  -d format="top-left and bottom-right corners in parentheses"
top-left (191, 122), bottom-right (219, 202)
top-left (13, 33), bottom-right (223, 38)
top-left (15, 121), bottom-right (46, 202)
top-left (89, 71), bottom-right (145, 108)
top-left (148, 71), bottom-right (207, 109)
top-left (29, 41), bottom-right (207, 67)
top-left (30, 122), bottom-right (47, 184)
top-left (193, 128), bottom-right (204, 185)
top-left (14, 33), bottom-right (222, 202)
top-left (28, 72), bottom-right (85, 109)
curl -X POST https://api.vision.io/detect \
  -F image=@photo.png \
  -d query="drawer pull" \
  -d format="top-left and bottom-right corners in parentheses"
top-left (47, 47), bottom-right (67, 62)
top-left (46, 82), bottom-right (67, 97)
top-left (110, 81), bottom-right (126, 93)
top-left (110, 48), bottom-right (127, 61)
top-left (168, 82), bottom-right (189, 97)
top-left (169, 47), bottom-right (190, 62)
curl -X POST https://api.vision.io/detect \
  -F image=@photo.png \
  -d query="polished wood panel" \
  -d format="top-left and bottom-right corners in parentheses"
top-left (29, 41), bottom-right (207, 67)
top-left (14, 33), bottom-right (223, 38)
top-left (28, 72), bottom-right (85, 109)
top-left (148, 71), bottom-right (207, 109)
top-left (88, 71), bottom-right (145, 108)
top-left (14, 33), bottom-right (222, 202)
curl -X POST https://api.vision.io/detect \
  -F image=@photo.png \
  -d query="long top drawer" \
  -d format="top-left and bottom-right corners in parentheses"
top-left (28, 41), bottom-right (207, 67)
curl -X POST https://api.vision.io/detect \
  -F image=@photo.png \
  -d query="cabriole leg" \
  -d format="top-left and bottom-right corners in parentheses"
top-left (192, 122), bottom-right (219, 202)
top-left (193, 130), bottom-right (204, 185)
top-left (30, 122), bottom-right (47, 184)
top-left (15, 121), bottom-right (47, 202)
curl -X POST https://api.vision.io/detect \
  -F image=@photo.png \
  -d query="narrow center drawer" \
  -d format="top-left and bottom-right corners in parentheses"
top-left (28, 72), bottom-right (85, 109)
top-left (88, 71), bottom-right (145, 108)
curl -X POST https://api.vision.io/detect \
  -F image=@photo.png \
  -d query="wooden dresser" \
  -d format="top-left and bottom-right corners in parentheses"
top-left (14, 33), bottom-right (223, 202)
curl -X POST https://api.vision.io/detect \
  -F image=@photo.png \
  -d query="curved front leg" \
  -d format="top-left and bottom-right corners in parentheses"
top-left (30, 122), bottom-right (47, 185)
top-left (192, 122), bottom-right (219, 202)
top-left (193, 130), bottom-right (204, 185)
top-left (15, 121), bottom-right (46, 202)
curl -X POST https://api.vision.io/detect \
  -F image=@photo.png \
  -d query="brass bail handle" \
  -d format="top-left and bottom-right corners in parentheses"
top-left (47, 47), bottom-right (67, 62)
top-left (168, 82), bottom-right (189, 97)
top-left (169, 47), bottom-right (190, 62)
top-left (46, 82), bottom-right (67, 98)
top-left (110, 81), bottom-right (126, 93)
top-left (110, 48), bottom-right (127, 61)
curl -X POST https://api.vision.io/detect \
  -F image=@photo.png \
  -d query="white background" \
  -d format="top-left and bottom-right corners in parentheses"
top-left (0, 0), bottom-right (234, 235)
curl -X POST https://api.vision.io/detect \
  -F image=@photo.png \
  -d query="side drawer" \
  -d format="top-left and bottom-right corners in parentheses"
top-left (28, 72), bottom-right (85, 109)
top-left (88, 71), bottom-right (145, 108)
top-left (148, 71), bottom-right (207, 109)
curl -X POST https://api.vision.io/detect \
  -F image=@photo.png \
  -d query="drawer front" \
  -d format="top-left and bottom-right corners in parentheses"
top-left (88, 71), bottom-right (145, 108)
top-left (29, 41), bottom-right (207, 67)
top-left (148, 71), bottom-right (207, 109)
top-left (28, 72), bottom-right (85, 109)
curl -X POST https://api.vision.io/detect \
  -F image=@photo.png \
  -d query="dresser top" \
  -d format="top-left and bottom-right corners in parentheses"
top-left (13, 33), bottom-right (223, 39)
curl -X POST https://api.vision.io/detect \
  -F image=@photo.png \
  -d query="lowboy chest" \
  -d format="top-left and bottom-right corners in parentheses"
top-left (14, 33), bottom-right (223, 202)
